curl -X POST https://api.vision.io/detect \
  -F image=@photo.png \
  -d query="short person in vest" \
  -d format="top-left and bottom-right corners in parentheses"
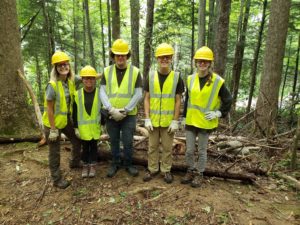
top-left (73, 66), bottom-right (101, 178)
top-left (99, 39), bottom-right (143, 178)
top-left (143, 43), bottom-right (184, 184)
top-left (181, 46), bottom-right (232, 188)
top-left (42, 51), bottom-right (82, 189)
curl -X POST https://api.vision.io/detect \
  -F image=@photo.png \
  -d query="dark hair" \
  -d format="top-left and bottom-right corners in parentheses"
top-left (109, 50), bottom-right (131, 60)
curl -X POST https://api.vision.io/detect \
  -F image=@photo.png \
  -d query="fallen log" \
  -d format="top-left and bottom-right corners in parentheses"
top-left (98, 148), bottom-right (256, 183)
top-left (0, 135), bottom-right (41, 144)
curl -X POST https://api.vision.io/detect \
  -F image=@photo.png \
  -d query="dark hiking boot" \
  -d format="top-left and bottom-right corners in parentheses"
top-left (89, 164), bottom-right (96, 178)
top-left (143, 170), bottom-right (159, 182)
top-left (54, 179), bottom-right (71, 189)
top-left (82, 164), bottom-right (89, 178)
top-left (126, 166), bottom-right (139, 177)
top-left (163, 172), bottom-right (173, 184)
top-left (181, 171), bottom-right (194, 184)
top-left (191, 174), bottom-right (203, 188)
top-left (107, 164), bottom-right (119, 178)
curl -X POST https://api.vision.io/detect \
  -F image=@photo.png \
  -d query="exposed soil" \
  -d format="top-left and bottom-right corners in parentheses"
top-left (0, 142), bottom-right (299, 225)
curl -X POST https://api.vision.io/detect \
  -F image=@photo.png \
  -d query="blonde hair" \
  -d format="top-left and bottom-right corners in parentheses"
top-left (50, 64), bottom-right (74, 82)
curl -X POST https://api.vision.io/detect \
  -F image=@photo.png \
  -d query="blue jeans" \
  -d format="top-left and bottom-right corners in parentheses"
top-left (106, 115), bottom-right (136, 167)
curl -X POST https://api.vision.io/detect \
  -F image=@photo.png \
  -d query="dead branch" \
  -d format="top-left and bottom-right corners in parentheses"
top-left (275, 172), bottom-right (300, 191)
top-left (36, 177), bottom-right (48, 204)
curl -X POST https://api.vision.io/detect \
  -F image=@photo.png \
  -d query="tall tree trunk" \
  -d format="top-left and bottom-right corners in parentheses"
top-left (0, 0), bottom-right (39, 137)
top-left (82, 1), bottom-right (86, 61)
top-left (231, 0), bottom-right (251, 110)
top-left (207, 0), bottom-right (215, 49)
top-left (130, 0), bottom-right (140, 67)
top-left (111, 0), bottom-right (120, 41)
top-left (73, 0), bottom-right (79, 74)
top-left (190, 0), bottom-right (195, 74)
top-left (246, 0), bottom-right (267, 114)
top-left (255, 0), bottom-right (291, 137)
top-left (41, 0), bottom-right (55, 74)
top-left (213, 0), bottom-right (231, 77)
top-left (99, 0), bottom-right (106, 67)
top-left (280, 35), bottom-right (293, 110)
top-left (107, 0), bottom-right (112, 65)
top-left (143, 0), bottom-right (155, 79)
top-left (198, 0), bottom-right (206, 47)
top-left (84, 0), bottom-right (96, 68)
top-left (35, 54), bottom-right (43, 105)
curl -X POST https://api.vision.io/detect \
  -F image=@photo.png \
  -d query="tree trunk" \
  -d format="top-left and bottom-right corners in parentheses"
top-left (84, 0), bottom-right (96, 68)
top-left (213, 0), bottom-right (231, 77)
top-left (35, 54), bottom-right (43, 105)
top-left (190, 0), bottom-right (195, 74)
top-left (198, 0), bottom-right (206, 48)
top-left (130, 0), bottom-right (140, 67)
top-left (255, 0), bottom-right (291, 137)
top-left (99, 0), bottom-right (106, 67)
top-left (231, 0), bottom-right (251, 110)
top-left (111, 0), bottom-right (120, 41)
top-left (0, 0), bottom-right (39, 138)
top-left (246, 0), bottom-right (267, 114)
top-left (291, 117), bottom-right (299, 170)
top-left (73, 0), bottom-right (79, 75)
top-left (82, 1), bottom-right (86, 60)
top-left (143, 0), bottom-right (155, 79)
top-left (107, 0), bottom-right (112, 65)
top-left (207, 0), bottom-right (215, 49)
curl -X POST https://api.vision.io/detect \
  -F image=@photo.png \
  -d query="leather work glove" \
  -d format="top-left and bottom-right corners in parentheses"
top-left (167, 120), bottom-right (179, 133)
top-left (204, 110), bottom-right (222, 121)
top-left (180, 117), bottom-right (186, 130)
top-left (74, 128), bottom-right (80, 139)
top-left (144, 118), bottom-right (153, 132)
top-left (48, 129), bottom-right (59, 142)
top-left (109, 107), bottom-right (126, 121)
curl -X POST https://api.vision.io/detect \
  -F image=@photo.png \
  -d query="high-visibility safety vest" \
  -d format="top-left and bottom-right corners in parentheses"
top-left (149, 71), bottom-right (179, 127)
top-left (186, 73), bottom-right (224, 129)
top-left (104, 64), bottom-right (139, 115)
top-left (74, 88), bottom-right (101, 140)
top-left (42, 79), bottom-right (75, 129)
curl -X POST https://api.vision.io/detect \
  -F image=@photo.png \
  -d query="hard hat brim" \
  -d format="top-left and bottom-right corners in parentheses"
top-left (111, 50), bottom-right (129, 55)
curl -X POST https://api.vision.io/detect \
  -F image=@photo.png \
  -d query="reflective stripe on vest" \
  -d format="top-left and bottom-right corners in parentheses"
top-left (186, 73), bottom-right (224, 129)
top-left (42, 79), bottom-right (75, 129)
top-left (149, 71), bottom-right (179, 127)
top-left (75, 88), bottom-right (101, 140)
top-left (104, 64), bottom-right (139, 115)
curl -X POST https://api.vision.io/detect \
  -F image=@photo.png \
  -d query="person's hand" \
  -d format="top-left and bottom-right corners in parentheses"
top-left (75, 128), bottom-right (80, 139)
top-left (144, 118), bottom-right (153, 132)
top-left (205, 110), bottom-right (222, 120)
top-left (167, 120), bottom-right (179, 133)
top-left (180, 117), bottom-right (186, 130)
top-left (109, 107), bottom-right (126, 121)
top-left (48, 129), bottom-right (59, 142)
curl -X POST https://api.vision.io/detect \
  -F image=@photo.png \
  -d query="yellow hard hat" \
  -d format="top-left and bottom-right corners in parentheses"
top-left (155, 43), bottom-right (174, 57)
top-left (111, 39), bottom-right (129, 55)
top-left (51, 51), bottom-right (70, 65)
top-left (80, 65), bottom-right (97, 77)
top-left (194, 46), bottom-right (214, 60)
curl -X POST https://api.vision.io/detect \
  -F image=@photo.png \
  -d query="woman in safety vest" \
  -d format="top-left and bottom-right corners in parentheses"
top-left (42, 51), bottom-right (81, 189)
top-left (143, 43), bottom-right (184, 184)
top-left (73, 65), bottom-right (101, 178)
top-left (181, 46), bottom-right (232, 188)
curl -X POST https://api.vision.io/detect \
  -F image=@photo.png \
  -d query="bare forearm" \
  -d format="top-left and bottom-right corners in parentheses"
top-left (173, 94), bottom-right (181, 120)
top-left (144, 92), bottom-right (150, 119)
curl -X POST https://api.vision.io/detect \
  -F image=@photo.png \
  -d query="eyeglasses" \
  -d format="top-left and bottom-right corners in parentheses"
top-left (115, 54), bottom-right (127, 58)
top-left (82, 77), bottom-right (96, 80)
top-left (57, 63), bottom-right (70, 68)
top-left (196, 60), bottom-right (211, 64)
top-left (158, 55), bottom-right (172, 60)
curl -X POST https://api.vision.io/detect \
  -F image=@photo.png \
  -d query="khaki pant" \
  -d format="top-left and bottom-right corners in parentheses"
top-left (148, 127), bottom-right (174, 173)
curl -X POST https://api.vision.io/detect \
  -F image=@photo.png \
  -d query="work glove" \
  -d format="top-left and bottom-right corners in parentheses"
top-left (74, 128), bottom-right (80, 139)
top-left (109, 107), bottom-right (126, 121)
top-left (204, 110), bottom-right (222, 121)
top-left (180, 117), bottom-right (186, 130)
top-left (167, 120), bottom-right (179, 133)
top-left (144, 118), bottom-right (153, 132)
top-left (48, 129), bottom-right (59, 142)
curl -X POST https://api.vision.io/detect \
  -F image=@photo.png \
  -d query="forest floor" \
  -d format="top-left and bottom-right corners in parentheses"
top-left (0, 138), bottom-right (299, 225)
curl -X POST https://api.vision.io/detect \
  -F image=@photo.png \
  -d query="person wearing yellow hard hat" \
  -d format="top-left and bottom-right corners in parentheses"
top-left (72, 65), bottom-right (101, 178)
top-left (99, 39), bottom-right (143, 178)
top-left (42, 51), bottom-right (81, 189)
top-left (181, 46), bottom-right (232, 188)
top-left (143, 43), bottom-right (184, 184)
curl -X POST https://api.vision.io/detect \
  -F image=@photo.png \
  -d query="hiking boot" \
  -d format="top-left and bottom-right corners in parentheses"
top-left (163, 172), bottom-right (173, 184)
top-left (107, 164), bottom-right (119, 178)
top-left (181, 171), bottom-right (194, 184)
top-left (89, 164), bottom-right (96, 178)
top-left (53, 179), bottom-right (71, 189)
top-left (143, 170), bottom-right (159, 182)
top-left (191, 174), bottom-right (203, 188)
top-left (126, 166), bottom-right (139, 177)
top-left (82, 164), bottom-right (89, 178)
